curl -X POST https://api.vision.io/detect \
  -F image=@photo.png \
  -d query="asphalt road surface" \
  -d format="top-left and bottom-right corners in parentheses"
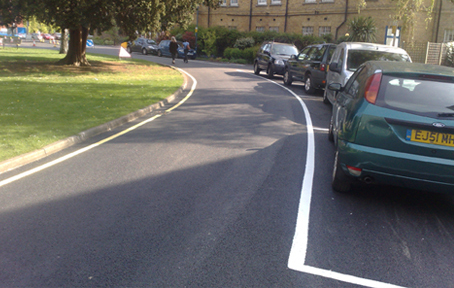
top-left (0, 44), bottom-right (453, 287)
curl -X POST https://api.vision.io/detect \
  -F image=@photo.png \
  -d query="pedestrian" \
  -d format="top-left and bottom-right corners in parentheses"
top-left (169, 36), bottom-right (178, 64)
top-left (182, 39), bottom-right (191, 63)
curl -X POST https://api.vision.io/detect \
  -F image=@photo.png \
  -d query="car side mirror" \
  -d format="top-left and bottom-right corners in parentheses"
top-left (290, 54), bottom-right (296, 60)
top-left (327, 83), bottom-right (342, 92)
top-left (329, 62), bottom-right (341, 73)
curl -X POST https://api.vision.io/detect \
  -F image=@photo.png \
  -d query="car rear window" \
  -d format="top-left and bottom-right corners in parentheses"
top-left (271, 45), bottom-right (298, 55)
top-left (376, 75), bottom-right (454, 117)
top-left (347, 50), bottom-right (411, 71)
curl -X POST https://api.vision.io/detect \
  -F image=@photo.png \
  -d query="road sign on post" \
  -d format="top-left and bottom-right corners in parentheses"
top-left (86, 39), bottom-right (94, 47)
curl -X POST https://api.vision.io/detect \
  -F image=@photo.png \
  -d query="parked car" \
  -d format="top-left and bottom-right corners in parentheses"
top-left (324, 42), bottom-right (412, 104)
top-left (254, 41), bottom-right (299, 79)
top-left (42, 33), bottom-right (55, 40)
top-left (283, 43), bottom-right (336, 94)
top-left (31, 33), bottom-right (43, 41)
top-left (157, 40), bottom-right (196, 59)
top-left (328, 61), bottom-right (454, 193)
top-left (53, 32), bottom-right (62, 40)
top-left (127, 38), bottom-right (159, 55)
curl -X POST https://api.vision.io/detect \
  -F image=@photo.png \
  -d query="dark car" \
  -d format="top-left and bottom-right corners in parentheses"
top-left (127, 38), bottom-right (159, 55)
top-left (254, 41), bottom-right (299, 79)
top-left (283, 43), bottom-right (336, 94)
top-left (157, 40), bottom-right (196, 59)
top-left (328, 61), bottom-right (454, 193)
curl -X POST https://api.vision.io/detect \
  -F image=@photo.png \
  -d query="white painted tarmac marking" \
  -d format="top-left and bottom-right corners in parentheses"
top-left (238, 70), bottom-right (408, 288)
top-left (0, 68), bottom-right (197, 188)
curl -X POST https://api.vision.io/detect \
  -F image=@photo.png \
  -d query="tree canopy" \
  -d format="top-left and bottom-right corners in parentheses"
top-left (0, 0), bottom-right (219, 66)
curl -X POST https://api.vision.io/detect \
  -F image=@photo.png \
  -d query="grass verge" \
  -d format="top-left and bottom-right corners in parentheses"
top-left (0, 47), bottom-right (183, 162)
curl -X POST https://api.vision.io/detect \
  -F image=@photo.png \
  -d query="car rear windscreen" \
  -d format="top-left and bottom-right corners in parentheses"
top-left (347, 50), bottom-right (411, 71)
top-left (376, 75), bottom-right (454, 118)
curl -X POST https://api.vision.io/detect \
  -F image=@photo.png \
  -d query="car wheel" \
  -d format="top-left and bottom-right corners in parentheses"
top-left (323, 90), bottom-right (330, 104)
top-left (127, 47), bottom-right (132, 54)
top-left (283, 69), bottom-right (293, 86)
top-left (304, 74), bottom-right (316, 94)
top-left (332, 150), bottom-right (352, 193)
top-left (254, 62), bottom-right (261, 75)
top-left (142, 48), bottom-right (148, 55)
top-left (157, 50), bottom-right (162, 57)
top-left (266, 65), bottom-right (274, 79)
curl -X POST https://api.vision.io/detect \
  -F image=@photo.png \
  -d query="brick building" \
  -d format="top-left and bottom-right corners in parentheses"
top-left (194, 0), bottom-right (454, 46)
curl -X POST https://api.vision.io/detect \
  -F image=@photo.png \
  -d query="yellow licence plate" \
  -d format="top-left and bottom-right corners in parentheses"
top-left (406, 129), bottom-right (454, 147)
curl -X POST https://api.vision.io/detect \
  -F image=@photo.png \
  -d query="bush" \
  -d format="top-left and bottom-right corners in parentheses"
top-left (241, 46), bottom-right (258, 63)
top-left (443, 42), bottom-right (454, 67)
top-left (234, 37), bottom-right (255, 50)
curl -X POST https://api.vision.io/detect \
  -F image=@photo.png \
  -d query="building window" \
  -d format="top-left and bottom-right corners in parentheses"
top-left (319, 26), bottom-right (331, 36)
top-left (321, 0), bottom-right (334, 2)
top-left (271, 0), bottom-right (282, 4)
top-left (258, 0), bottom-right (267, 5)
top-left (230, 0), bottom-right (238, 6)
top-left (305, 0), bottom-right (316, 3)
top-left (270, 26), bottom-right (279, 32)
top-left (444, 30), bottom-right (454, 42)
top-left (302, 26), bottom-right (314, 36)
top-left (220, 0), bottom-right (227, 6)
top-left (256, 26), bottom-right (265, 32)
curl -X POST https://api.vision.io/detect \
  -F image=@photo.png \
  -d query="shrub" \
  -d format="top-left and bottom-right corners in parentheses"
top-left (443, 42), bottom-right (454, 67)
top-left (241, 46), bottom-right (258, 63)
top-left (203, 30), bottom-right (217, 58)
top-left (234, 37), bottom-right (255, 50)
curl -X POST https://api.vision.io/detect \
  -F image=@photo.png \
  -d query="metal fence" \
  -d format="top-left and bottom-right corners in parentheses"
top-left (403, 42), bottom-right (450, 65)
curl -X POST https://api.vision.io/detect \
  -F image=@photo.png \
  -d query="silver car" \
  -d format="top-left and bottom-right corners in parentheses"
top-left (323, 42), bottom-right (412, 104)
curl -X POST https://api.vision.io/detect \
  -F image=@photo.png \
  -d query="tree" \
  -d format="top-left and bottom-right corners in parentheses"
top-left (347, 16), bottom-right (377, 42)
top-left (1, 0), bottom-right (219, 66)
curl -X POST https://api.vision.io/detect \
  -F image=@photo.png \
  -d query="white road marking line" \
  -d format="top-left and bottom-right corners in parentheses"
top-left (298, 265), bottom-right (407, 288)
top-left (313, 127), bottom-right (329, 132)
top-left (241, 70), bottom-right (409, 288)
top-left (0, 68), bottom-right (197, 188)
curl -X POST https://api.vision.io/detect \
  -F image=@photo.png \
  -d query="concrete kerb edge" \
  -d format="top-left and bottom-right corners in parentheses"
top-left (0, 71), bottom-right (189, 174)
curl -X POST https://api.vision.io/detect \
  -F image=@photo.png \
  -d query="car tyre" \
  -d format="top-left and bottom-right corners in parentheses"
top-left (267, 64), bottom-right (274, 79)
top-left (157, 50), bottom-right (162, 57)
top-left (304, 74), bottom-right (316, 94)
top-left (142, 48), bottom-right (148, 55)
top-left (332, 150), bottom-right (352, 193)
top-left (323, 90), bottom-right (330, 104)
top-left (254, 62), bottom-right (261, 75)
top-left (283, 69), bottom-right (293, 86)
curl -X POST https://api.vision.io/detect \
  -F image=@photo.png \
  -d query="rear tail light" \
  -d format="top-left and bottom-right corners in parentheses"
top-left (347, 166), bottom-right (362, 176)
top-left (320, 63), bottom-right (326, 72)
top-left (364, 73), bottom-right (382, 104)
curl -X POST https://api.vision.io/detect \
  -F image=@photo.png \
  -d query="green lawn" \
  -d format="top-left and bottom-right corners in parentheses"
top-left (0, 48), bottom-right (183, 162)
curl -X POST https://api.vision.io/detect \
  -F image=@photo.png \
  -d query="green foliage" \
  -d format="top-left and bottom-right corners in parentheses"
top-left (234, 37), bottom-right (255, 50)
top-left (202, 29), bottom-right (217, 58)
top-left (347, 16), bottom-right (377, 42)
top-left (443, 42), bottom-right (454, 67)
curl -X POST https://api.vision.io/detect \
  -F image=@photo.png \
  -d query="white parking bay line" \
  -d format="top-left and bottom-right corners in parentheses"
top-left (297, 265), bottom-right (407, 288)
top-left (241, 71), bottom-right (408, 288)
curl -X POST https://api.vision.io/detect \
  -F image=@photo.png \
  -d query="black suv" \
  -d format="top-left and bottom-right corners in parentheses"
top-left (254, 41), bottom-right (299, 78)
top-left (283, 43), bottom-right (336, 94)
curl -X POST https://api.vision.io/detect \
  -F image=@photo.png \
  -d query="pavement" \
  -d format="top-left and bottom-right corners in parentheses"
top-left (0, 46), bottom-right (189, 174)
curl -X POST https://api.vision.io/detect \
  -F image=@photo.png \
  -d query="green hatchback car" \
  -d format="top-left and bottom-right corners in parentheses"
top-left (328, 61), bottom-right (454, 193)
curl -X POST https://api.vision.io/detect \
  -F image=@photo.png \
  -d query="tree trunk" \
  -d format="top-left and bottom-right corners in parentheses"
top-left (58, 26), bottom-right (90, 66)
top-left (59, 29), bottom-right (68, 54)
